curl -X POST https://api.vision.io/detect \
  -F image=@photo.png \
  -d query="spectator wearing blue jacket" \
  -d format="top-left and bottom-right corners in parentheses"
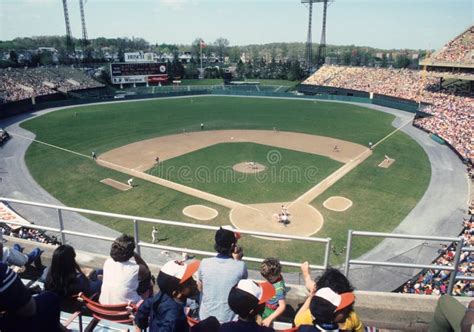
top-left (135, 259), bottom-right (200, 332)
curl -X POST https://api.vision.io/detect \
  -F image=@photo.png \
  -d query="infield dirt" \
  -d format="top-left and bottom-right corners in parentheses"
top-left (98, 130), bottom-right (371, 237)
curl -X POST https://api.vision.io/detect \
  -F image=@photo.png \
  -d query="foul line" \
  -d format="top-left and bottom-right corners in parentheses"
top-left (10, 132), bottom-right (91, 159)
top-left (10, 131), bottom-right (261, 213)
top-left (372, 116), bottom-right (414, 149)
top-left (288, 115), bottom-right (415, 207)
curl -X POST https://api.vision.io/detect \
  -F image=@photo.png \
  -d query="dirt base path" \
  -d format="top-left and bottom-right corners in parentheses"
top-left (97, 158), bottom-right (243, 209)
top-left (100, 130), bottom-right (366, 172)
top-left (290, 148), bottom-right (372, 206)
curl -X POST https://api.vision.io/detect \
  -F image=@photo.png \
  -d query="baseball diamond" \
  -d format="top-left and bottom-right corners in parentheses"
top-left (18, 96), bottom-right (431, 265)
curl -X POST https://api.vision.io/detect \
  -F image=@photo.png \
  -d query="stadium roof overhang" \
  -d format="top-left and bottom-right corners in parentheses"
top-left (419, 59), bottom-right (474, 70)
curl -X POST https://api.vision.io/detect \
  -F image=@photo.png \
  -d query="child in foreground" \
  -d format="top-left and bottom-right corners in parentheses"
top-left (135, 259), bottom-right (200, 332)
top-left (219, 279), bottom-right (276, 332)
top-left (260, 257), bottom-right (287, 327)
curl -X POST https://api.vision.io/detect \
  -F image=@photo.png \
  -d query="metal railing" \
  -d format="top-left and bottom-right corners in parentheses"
top-left (0, 197), bottom-right (331, 271)
top-left (344, 230), bottom-right (464, 295)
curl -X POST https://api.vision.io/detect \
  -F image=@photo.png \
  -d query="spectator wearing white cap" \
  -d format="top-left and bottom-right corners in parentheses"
top-left (135, 259), bottom-right (202, 332)
top-left (297, 287), bottom-right (355, 332)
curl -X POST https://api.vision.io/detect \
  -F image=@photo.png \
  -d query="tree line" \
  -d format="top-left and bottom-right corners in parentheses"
top-left (1, 35), bottom-right (427, 76)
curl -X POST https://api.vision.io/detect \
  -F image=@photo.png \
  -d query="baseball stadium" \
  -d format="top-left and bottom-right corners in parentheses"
top-left (0, 1), bottom-right (473, 331)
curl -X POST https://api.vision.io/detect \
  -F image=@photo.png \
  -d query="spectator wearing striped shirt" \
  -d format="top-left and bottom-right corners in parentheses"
top-left (0, 262), bottom-right (61, 331)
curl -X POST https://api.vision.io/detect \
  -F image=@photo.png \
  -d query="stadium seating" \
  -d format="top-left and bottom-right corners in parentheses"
top-left (76, 292), bottom-right (137, 330)
top-left (399, 215), bottom-right (474, 296)
top-left (0, 66), bottom-right (104, 102)
top-left (431, 26), bottom-right (474, 64)
top-left (303, 65), bottom-right (473, 163)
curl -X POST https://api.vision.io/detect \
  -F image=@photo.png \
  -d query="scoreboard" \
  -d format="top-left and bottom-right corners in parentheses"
top-left (110, 62), bottom-right (168, 85)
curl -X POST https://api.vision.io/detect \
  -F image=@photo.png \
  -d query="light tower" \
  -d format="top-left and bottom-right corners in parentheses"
top-left (79, 0), bottom-right (88, 47)
top-left (316, 0), bottom-right (329, 68)
top-left (62, 0), bottom-right (75, 56)
top-left (79, 0), bottom-right (90, 59)
top-left (301, 0), bottom-right (333, 73)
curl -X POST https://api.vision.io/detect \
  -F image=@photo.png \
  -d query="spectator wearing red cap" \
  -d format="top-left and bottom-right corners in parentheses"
top-left (198, 228), bottom-right (248, 323)
top-left (218, 279), bottom-right (276, 332)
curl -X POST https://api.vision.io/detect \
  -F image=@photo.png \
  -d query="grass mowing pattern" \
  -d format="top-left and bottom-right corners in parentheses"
top-left (21, 96), bottom-right (430, 265)
top-left (150, 142), bottom-right (342, 204)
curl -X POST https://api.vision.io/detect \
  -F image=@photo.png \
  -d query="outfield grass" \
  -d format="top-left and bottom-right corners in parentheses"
top-left (149, 142), bottom-right (342, 203)
top-left (21, 96), bottom-right (430, 265)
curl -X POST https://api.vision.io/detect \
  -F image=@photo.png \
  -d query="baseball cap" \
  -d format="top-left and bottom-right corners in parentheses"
top-left (157, 259), bottom-right (200, 296)
top-left (215, 227), bottom-right (238, 249)
top-left (311, 287), bottom-right (355, 313)
top-left (228, 279), bottom-right (276, 318)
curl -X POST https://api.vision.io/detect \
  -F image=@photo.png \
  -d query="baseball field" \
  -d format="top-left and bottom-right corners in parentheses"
top-left (20, 96), bottom-right (431, 266)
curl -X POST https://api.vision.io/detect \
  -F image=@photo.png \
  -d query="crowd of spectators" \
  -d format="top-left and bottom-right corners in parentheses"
top-left (399, 216), bottom-right (474, 297)
top-left (0, 223), bottom-right (61, 246)
top-left (0, 228), bottom-right (366, 331)
top-left (2, 224), bottom-right (474, 330)
top-left (430, 26), bottom-right (474, 64)
top-left (303, 65), bottom-right (473, 163)
top-left (0, 66), bottom-right (103, 102)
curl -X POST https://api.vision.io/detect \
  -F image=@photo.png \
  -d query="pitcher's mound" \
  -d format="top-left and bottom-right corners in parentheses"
top-left (183, 205), bottom-right (218, 221)
top-left (100, 178), bottom-right (132, 191)
top-left (323, 196), bottom-right (353, 212)
top-left (230, 202), bottom-right (323, 239)
top-left (378, 158), bottom-right (395, 168)
top-left (233, 162), bottom-right (266, 174)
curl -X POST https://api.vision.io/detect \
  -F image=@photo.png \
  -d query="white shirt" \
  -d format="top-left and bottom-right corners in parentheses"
top-left (99, 257), bottom-right (141, 304)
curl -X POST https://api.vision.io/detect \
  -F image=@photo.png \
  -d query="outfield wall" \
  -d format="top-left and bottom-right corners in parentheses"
top-left (1, 83), bottom-right (420, 119)
top-left (297, 84), bottom-right (421, 113)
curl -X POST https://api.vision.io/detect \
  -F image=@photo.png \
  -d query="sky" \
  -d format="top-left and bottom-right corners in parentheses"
top-left (0, 0), bottom-right (472, 50)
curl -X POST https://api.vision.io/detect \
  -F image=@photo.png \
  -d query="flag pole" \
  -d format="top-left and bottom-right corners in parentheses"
top-left (200, 41), bottom-right (203, 73)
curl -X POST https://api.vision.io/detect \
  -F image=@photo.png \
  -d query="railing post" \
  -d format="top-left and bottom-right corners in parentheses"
top-left (133, 219), bottom-right (141, 256)
top-left (447, 237), bottom-right (464, 295)
top-left (344, 230), bottom-right (353, 277)
top-left (323, 239), bottom-right (331, 269)
top-left (57, 209), bottom-right (66, 245)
